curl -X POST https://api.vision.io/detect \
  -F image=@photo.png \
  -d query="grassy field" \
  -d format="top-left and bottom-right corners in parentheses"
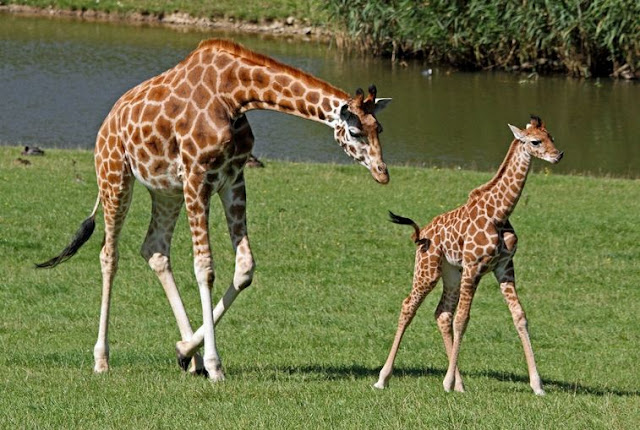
top-left (1, 147), bottom-right (638, 428)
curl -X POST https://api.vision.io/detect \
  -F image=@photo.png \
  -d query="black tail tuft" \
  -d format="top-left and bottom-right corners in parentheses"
top-left (389, 211), bottom-right (424, 246)
top-left (35, 215), bottom-right (96, 269)
top-left (388, 211), bottom-right (416, 226)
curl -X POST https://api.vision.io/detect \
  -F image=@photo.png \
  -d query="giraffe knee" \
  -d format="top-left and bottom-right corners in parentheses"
top-left (435, 310), bottom-right (453, 331)
top-left (147, 252), bottom-right (170, 273)
top-left (233, 252), bottom-right (255, 291)
top-left (99, 246), bottom-right (118, 273)
top-left (194, 255), bottom-right (215, 287)
top-left (453, 310), bottom-right (471, 333)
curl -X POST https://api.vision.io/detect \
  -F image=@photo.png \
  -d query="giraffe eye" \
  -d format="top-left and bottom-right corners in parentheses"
top-left (531, 140), bottom-right (541, 146)
top-left (377, 123), bottom-right (383, 134)
top-left (348, 126), bottom-right (363, 138)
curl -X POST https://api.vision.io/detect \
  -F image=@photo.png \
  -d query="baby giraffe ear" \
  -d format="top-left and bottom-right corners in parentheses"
top-left (508, 124), bottom-right (526, 142)
top-left (374, 98), bottom-right (392, 114)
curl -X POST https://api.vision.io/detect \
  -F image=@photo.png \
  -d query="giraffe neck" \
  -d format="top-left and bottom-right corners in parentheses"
top-left (193, 40), bottom-right (349, 127)
top-left (231, 62), bottom-right (348, 126)
top-left (469, 140), bottom-right (532, 222)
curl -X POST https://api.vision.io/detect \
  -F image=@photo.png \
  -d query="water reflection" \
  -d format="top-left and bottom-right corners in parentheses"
top-left (1, 13), bottom-right (638, 177)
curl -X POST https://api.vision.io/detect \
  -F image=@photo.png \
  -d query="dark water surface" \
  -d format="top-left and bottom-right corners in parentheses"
top-left (1, 13), bottom-right (639, 177)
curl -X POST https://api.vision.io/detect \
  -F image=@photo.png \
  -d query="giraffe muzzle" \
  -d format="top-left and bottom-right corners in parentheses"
top-left (553, 151), bottom-right (564, 163)
top-left (372, 163), bottom-right (389, 184)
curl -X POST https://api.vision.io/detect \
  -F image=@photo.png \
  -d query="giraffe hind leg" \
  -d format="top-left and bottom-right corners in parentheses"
top-left (93, 165), bottom-right (134, 373)
top-left (374, 248), bottom-right (441, 389)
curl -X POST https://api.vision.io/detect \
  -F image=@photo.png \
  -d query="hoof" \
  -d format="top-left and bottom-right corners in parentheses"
top-left (373, 381), bottom-right (387, 390)
top-left (188, 354), bottom-right (207, 377)
top-left (534, 388), bottom-right (546, 396)
top-left (93, 358), bottom-right (109, 374)
top-left (176, 349), bottom-right (192, 372)
top-left (208, 370), bottom-right (225, 382)
top-left (443, 381), bottom-right (454, 393)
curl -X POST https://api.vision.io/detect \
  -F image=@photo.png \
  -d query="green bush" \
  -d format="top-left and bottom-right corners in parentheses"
top-left (325, 0), bottom-right (640, 78)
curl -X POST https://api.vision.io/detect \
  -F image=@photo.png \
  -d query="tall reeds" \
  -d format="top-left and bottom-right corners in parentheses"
top-left (324, 0), bottom-right (640, 78)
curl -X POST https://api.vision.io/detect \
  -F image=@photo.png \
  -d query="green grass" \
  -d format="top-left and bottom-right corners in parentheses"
top-left (1, 147), bottom-right (638, 428)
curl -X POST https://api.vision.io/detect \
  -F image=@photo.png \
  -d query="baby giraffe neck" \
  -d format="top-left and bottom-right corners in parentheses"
top-left (470, 140), bottom-right (532, 222)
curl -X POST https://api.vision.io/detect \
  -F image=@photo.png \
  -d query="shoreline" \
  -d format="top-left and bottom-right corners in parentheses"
top-left (0, 4), bottom-right (331, 41)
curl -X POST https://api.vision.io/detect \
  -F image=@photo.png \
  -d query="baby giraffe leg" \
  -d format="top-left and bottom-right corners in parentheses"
top-left (435, 262), bottom-right (464, 392)
top-left (375, 250), bottom-right (440, 389)
top-left (443, 267), bottom-right (481, 392)
top-left (495, 261), bottom-right (544, 395)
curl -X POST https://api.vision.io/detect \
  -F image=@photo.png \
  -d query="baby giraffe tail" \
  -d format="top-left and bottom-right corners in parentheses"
top-left (388, 211), bottom-right (430, 249)
top-left (35, 195), bottom-right (101, 268)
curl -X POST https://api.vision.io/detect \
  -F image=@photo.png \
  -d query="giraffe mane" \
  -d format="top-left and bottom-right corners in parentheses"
top-left (195, 39), bottom-right (350, 99)
top-left (468, 139), bottom-right (519, 200)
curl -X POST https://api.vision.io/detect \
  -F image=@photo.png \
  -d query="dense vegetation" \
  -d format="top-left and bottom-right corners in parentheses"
top-left (1, 147), bottom-right (638, 428)
top-left (325, 0), bottom-right (640, 78)
top-left (3, 0), bottom-right (638, 77)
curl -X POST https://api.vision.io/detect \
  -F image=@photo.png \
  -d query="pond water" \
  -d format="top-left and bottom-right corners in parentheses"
top-left (1, 13), bottom-right (639, 177)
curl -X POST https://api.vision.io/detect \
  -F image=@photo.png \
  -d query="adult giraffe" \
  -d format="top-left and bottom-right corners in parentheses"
top-left (37, 39), bottom-right (391, 381)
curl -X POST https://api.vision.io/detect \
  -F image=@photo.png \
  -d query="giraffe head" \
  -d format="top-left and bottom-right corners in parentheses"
top-left (508, 115), bottom-right (563, 164)
top-left (334, 85), bottom-right (391, 184)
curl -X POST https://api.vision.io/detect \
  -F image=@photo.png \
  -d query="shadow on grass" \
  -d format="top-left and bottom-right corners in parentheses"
top-left (236, 363), bottom-right (640, 397)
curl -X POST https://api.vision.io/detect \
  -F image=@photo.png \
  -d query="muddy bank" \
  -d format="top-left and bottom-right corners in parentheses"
top-left (0, 4), bottom-right (330, 40)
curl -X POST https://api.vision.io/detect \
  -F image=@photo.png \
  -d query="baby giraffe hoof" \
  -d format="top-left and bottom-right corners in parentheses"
top-left (93, 358), bottom-right (109, 374)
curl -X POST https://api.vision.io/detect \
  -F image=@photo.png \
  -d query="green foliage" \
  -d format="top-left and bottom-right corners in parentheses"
top-left (324, 0), bottom-right (640, 77)
top-left (1, 147), bottom-right (639, 428)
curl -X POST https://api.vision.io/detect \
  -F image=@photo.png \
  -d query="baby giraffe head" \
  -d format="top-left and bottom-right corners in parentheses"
top-left (335, 85), bottom-right (392, 184)
top-left (508, 115), bottom-right (563, 164)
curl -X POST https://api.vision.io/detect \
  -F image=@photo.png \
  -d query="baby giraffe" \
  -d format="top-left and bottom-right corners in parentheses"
top-left (374, 116), bottom-right (562, 395)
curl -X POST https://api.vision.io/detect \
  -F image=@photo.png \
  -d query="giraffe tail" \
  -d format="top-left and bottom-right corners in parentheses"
top-left (35, 195), bottom-right (101, 269)
top-left (388, 211), bottom-right (430, 249)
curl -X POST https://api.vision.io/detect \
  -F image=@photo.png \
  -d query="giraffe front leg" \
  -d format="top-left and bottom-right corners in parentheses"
top-left (183, 175), bottom-right (224, 382)
top-left (495, 261), bottom-right (544, 395)
top-left (443, 268), bottom-right (480, 393)
top-left (435, 263), bottom-right (464, 392)
top-left (176, 173), bottom-right (255, 358)
top-left (141, 191), bottom-right (204, 376)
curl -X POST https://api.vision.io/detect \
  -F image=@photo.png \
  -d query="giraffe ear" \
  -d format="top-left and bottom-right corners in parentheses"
top-left (374, 98), bottom-right (392, 114)
top-left (340, 104), bottom-right (350, 121)
top-left (508, 124), bottom-right (526, 142)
